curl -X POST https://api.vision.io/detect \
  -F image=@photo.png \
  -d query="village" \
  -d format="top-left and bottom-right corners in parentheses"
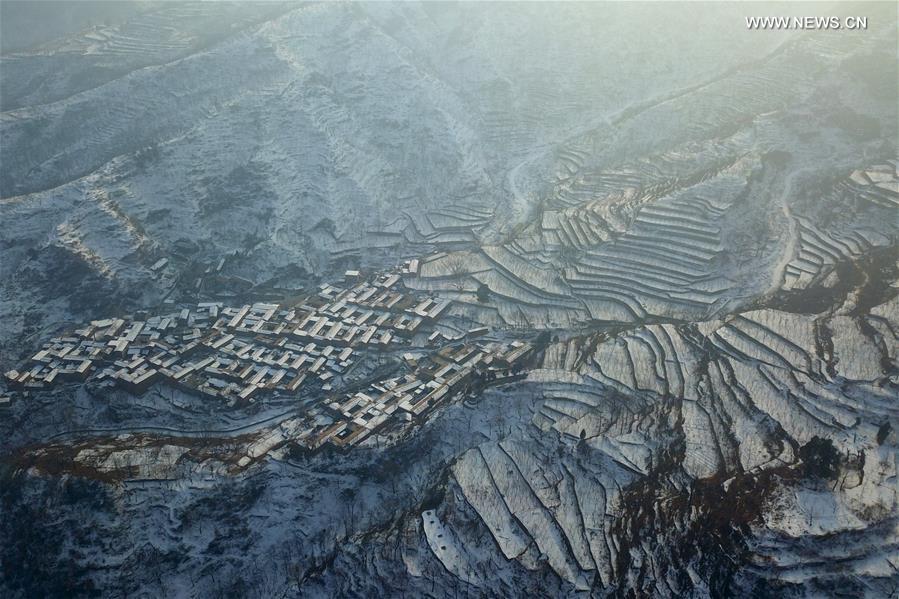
top-left (3, 261), bottom-right (534, 451)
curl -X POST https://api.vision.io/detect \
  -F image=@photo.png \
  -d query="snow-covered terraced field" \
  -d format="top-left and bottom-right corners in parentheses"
top-left (1, 2), bottom-right (896, 597)
top-left (435, 293), bottom-right (897, 593)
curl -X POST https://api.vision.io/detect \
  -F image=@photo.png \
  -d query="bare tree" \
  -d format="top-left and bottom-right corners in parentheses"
top-left (445, 254), bottom-right (468, 291)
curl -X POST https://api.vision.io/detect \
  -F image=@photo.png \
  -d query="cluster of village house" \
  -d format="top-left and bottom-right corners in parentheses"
top-left (305, 339), bottom-right (531, 449)
top-left (3, 263), bottom-right (532, 449)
